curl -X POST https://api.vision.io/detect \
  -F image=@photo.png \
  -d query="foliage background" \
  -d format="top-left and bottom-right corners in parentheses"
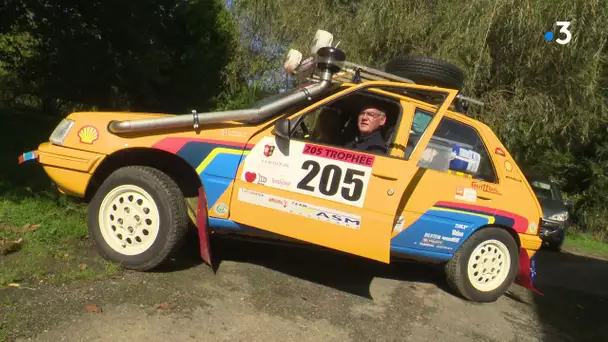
top-left (1, 0), bottom-right (607, 238)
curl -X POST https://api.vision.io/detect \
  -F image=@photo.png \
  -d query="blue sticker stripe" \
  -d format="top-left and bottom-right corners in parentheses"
top-left (390, 246), bottom-right (452, 261)
top-left (391, 209), bottom-right (491, 256)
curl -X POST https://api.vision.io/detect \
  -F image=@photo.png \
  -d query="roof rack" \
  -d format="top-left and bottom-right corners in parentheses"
top-left (305, 60), bottom-right (485, 108)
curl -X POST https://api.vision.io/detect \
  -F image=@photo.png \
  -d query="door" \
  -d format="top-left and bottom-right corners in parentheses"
top-left (390, 109), bottom-right (504, 255)
top-left (228, 82), bottom-right (458, 263)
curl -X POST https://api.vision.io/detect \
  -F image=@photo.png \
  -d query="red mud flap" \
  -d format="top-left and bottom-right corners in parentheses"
top-left (197, 187), bottom-right (212, 267)
top-left (515, 248), bottom-right (543, 295)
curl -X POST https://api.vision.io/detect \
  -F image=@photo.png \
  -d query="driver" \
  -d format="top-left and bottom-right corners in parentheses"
top-left (344, 106), bottom-right (388, 154)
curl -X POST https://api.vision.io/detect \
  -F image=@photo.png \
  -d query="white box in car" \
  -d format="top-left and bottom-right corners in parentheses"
top-left (418, 140), bottom-right (453, 173)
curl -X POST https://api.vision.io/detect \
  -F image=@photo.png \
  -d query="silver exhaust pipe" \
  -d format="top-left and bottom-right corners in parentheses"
top-left (108, 47), bottom-right (346, 134)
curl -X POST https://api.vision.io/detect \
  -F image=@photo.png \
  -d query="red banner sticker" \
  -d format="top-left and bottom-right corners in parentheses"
top-left (302, 144), bottom-right (375, 167)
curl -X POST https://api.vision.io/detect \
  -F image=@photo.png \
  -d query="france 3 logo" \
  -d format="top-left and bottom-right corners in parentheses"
top-left (544, 21), bottom-right (572, 45)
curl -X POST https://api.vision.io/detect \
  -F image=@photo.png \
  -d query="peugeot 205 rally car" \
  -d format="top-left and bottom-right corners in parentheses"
top-left (19, 30), bottom-right (543, 302)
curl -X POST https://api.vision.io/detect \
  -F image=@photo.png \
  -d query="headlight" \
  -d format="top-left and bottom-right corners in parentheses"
top-left (548, 211), bottom-right (569, 222)
top-left (49, 119), bottom-right (75, 145)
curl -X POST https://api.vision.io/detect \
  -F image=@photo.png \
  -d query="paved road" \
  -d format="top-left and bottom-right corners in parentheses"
top-left (4, 237), bottom-right (608, 342)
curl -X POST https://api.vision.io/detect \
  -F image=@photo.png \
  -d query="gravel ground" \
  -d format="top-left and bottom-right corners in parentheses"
top-left (2, 237), bottom-right (607, 342)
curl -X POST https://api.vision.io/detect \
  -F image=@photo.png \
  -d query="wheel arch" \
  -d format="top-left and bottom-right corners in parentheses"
top-left (85, 148), bottom-right (203, 202)
top-left (470, 223), bottom-right (522, 248)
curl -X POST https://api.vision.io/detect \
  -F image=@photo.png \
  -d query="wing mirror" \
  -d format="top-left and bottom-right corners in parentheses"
top-left (564, 199), bottom-right (573, 209)
top-left (272, 118), bottom-right (291, 140)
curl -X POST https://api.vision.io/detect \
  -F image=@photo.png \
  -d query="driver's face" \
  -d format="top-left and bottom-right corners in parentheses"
top-left (357, 107), bottom-right (386, 135)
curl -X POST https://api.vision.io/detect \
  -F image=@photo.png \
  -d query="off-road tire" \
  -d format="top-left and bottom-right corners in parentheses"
top-left (385, 55), bottom-right (465, 90)
top-left (88, 166), bottom-right (189, 271)
top-left (445, 227), bottom-right (519, 302)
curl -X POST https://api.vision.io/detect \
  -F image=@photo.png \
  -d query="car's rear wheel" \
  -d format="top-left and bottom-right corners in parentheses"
top-left (445, 227), bottom-right (519, 302)
top-left (88, 166), bottom-right (189, 271)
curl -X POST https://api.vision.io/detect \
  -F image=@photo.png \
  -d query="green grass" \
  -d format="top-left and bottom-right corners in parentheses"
top-left (564, 231), bottom-right (608, 257)
top-left (0, 107), bottom-right (122, 286)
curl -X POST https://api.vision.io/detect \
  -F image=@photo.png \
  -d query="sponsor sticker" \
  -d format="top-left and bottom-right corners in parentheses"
top-left (240, 137), bottom-right (373, 208)
top-left (221, 129), bottom-right (248, 137)
top-left (420, 232), bottom-right (460, 251)
top-left (529, 221), bottom-right (537, 233)
top-left (78, 126), bottom-right (99, 144)
top-left (263, 144), bottom-right (275, 157)
top-left (506, 175), bottom-right (522, 182)
top-left (504, 160), bottom-right (513, 172)
top-left (244, 172), bottom-right (267, 185)
top-left (393, 216), bottom-right (405, 233)
top-left (472, 181), bottom-right (501, 195)
top-left (237, 188), bottom-right (361, 229)
top-left (452, 229), bottom-right (464, 237)
top-left (302, 143), bottom-right (375, 167)
top-left (455, 187), bottom-right (477, 202)
top-left (270, 178), bottom-right (291, 187)
top-left (214, 203), bottom-right (228, 215)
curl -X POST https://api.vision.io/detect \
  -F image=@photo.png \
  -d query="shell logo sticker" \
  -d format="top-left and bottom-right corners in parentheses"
top-left (78, 126), bottom-right (99, 144)
top-left (504, 160), bottom-right (513, 172)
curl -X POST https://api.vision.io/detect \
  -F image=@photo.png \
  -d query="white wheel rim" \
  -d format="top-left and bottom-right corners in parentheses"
top-left (98, 184), bottom-right (161, 256)
top-left (467, 239), bottom-right (511, 292)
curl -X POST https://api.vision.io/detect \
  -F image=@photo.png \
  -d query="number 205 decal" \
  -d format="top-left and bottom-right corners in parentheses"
top-left (297, 160), bottom-right (365, 202)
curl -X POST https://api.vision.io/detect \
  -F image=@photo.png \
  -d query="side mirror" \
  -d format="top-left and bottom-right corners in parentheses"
top-left (272, 118), bottom-right (291, 140)
top-left (564, 199), bottom-right (573, 209)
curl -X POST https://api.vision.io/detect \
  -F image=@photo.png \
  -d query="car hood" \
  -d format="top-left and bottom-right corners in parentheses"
top-left (51, 111), bottom-right (254, 155)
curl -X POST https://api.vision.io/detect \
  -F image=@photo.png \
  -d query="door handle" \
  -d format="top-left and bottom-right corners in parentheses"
top-left (477, 195), bottom-right (492, 201)
top-left (372, 169), bottom-right (399, 180)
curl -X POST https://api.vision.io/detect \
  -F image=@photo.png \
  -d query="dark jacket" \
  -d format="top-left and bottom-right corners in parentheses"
top-left (344, 130), bottom-right (387, 154)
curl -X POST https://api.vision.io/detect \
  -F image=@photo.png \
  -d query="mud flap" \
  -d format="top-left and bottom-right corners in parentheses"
top-left (197, 187), bottom-right (212, 267)
top-left (515, 248), bottom-right (543, 295)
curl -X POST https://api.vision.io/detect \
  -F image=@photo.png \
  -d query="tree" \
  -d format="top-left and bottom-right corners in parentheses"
top-left (0, 0), bottom-right (241, 114)
top-left (233, 0), bottom-right (608, 236)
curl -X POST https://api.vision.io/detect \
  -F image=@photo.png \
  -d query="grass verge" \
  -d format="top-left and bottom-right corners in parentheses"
top-left (0, 107), bottom-right (123, 288)
top-left (564, 231), bottom-right (608, 258)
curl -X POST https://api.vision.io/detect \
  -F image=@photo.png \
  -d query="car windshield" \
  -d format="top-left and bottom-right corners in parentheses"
top-left (531, 180), bottom-right (555, 200)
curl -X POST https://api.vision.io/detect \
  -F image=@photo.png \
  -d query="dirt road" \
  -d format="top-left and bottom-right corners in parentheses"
top-left (2, 237), bottom-right (607, 342)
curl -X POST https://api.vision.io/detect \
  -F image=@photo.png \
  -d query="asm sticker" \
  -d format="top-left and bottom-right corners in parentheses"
top-left (241, 137), bottom-right (374, 208)
top-left (238, 188), bottom-right (361, 229)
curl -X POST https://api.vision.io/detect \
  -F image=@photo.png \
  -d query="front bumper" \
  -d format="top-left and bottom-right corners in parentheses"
top-left (19, 142), bottom-right (105, 197)
top-left (514, 233), bottom-right (543, 294)
top-left (539, 219), bottom-right (569, 242)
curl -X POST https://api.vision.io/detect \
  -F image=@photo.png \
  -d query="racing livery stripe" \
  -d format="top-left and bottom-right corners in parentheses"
top-left (390, 207), bottom-right (490, 254)
top-left (432, 203), bottom-right (516, 230)
top-left (390, 201), bottom-right (528, 258)
top-left (435, 201), bottom-right (528, 233)
top-left (195, 148), bottom-right (250, 174)
top-left (151, 137), bottom-right (254, 209)
top-left (152, 137), bottom-right (254, 154)
top-left (428, 206), bottom-right (496, 225)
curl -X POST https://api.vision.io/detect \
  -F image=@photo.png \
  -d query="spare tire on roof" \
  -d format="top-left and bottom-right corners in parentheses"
top-left (385, 55), bottom-right (465, 90)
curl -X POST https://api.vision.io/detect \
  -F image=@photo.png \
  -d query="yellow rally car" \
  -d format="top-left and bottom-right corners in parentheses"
top-left (19, 33), bottom-right (543, 303)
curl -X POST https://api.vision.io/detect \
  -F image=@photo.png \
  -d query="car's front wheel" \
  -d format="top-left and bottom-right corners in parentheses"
top-left (445, 227), bottom-right (519, 302)
top-left (88, 166), bottom-right (189, 271)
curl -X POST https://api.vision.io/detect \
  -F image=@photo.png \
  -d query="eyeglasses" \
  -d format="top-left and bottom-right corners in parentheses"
top-left (359, 110), bottom-right (384, 119)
